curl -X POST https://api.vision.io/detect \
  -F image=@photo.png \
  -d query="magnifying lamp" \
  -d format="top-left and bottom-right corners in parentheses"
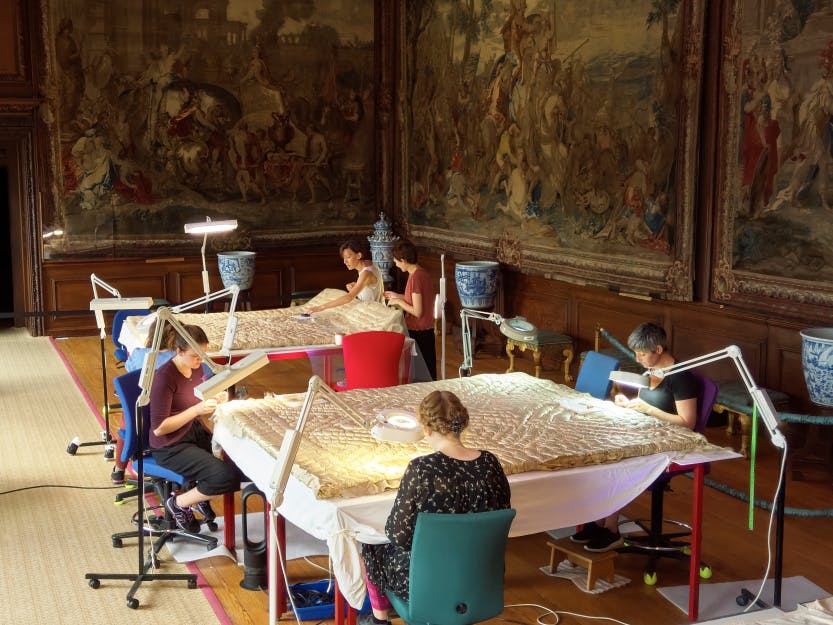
top-left (459, 308), bottom-right (537, 376)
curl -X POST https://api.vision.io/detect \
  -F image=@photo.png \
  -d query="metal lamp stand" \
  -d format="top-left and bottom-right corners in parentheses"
top-left (66, 332), bottom-right (115, 459)
top-left (85, 402), bottom-right (197, 609)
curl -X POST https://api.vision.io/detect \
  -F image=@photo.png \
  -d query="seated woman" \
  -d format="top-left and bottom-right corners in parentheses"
top-left (571, 321), bottom-right (699, 552)
top-left (308, 239), bottom-right (383, 313)
top-left (360, 390), bottom-right (511, 625)
top-left (149, 324), bottom-right (244, 532)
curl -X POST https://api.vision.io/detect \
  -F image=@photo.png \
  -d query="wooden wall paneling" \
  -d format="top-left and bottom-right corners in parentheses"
top-left (767, 323), bottom-right (807, 400)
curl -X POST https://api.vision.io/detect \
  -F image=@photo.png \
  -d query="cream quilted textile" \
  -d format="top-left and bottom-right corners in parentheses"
top-left (127, 289), bottom-right (407, 352)
top-left (213, 372), bottom-right (718, 500)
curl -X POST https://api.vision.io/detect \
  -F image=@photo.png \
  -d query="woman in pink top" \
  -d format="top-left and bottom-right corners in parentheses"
top-left (385, 239), bottom-right (437, 380)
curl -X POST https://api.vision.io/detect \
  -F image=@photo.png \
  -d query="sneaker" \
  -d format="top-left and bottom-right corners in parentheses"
top-left (111, 467), bottom-right (125, 485)
top-left (357, 613), bottom-right (391, 625)
top-left (165, 493), bottom-right (200, 533)
top-left (192, 500), bottom-right (216, 522)
top-left (584, 528), bottom-right (624, 552)
top-left (569, 521), bottom-right (601, 544)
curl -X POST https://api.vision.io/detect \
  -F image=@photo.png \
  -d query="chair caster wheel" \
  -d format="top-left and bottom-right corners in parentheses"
top-left (88, 578), bottom-right (100, 589)
top-left (207, 520), bottom-right (218, 532)
top-left (67, 437), bottom-right (80, 455)
top-left (188, 579), bottom-right (198, 589)
top-left (112, 537), bottom-right (123, 548)
top-left (643, 571), bottom-right (658, 586)
top-left (127, 598), bottom-right (139, 609)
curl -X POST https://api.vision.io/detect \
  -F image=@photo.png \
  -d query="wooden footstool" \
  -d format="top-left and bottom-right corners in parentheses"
top-left (506, 330), bottom-right (574, 382)
top-left (547, 537), bottom-right (617, 591)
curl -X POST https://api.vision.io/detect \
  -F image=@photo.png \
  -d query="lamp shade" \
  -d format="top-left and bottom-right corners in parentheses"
top-left (609, 370), bottom-right (650, 388)
top-left (371, 409), bottom-right (423, 443)
top-left (184, 217), bottom-right (238, 234)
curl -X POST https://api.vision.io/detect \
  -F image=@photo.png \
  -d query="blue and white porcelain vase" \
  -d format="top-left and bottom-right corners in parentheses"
top-left (367, 212), bottom-right (399, 285)
top-left (800, 327), bottom-right (833, 406)
top-left (455, 261), bottom-right (499, 309)
top-left (217, 251), bottom-right (256, 290)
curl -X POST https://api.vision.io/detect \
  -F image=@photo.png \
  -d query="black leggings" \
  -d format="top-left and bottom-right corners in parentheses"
top-left (151, 422), bottom-right (243, 496)
top-left (409, 327), bottom-right (437, 381)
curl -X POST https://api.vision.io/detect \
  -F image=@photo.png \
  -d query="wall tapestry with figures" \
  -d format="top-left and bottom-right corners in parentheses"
top-left (401, 0), bottom-right (704, 300)
top-left (713, 0), bottom-right (833, 321)
top-left (41, 0), bottom-right (376, 257)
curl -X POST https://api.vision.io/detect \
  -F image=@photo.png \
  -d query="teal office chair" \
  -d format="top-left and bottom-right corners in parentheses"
top-left (574, 350), bottom-right (620, 399)
top-left (385, 508), bottom-right (516, 625)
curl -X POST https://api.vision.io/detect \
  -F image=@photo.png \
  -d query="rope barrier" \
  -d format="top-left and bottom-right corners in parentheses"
top-left (695, 475), bottom-right (833, 517)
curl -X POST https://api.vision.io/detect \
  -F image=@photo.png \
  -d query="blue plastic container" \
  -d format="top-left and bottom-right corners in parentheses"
top-left (289, 580), bottom-right (371, 620)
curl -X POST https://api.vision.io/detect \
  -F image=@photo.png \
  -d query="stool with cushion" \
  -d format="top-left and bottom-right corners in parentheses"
top-left (384, 509), bottom-right (516, 625)
top-left (618, 372), bottom-right (719, 584)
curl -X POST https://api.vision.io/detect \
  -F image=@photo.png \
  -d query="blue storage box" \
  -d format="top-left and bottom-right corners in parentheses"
top-left (289, 580), bottom-right (371, 620)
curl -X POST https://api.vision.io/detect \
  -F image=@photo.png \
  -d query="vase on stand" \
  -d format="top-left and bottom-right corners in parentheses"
top-left (367, 212), bottom-right (399, 286)
top-left (217, 251), bottom-right (256, 290)
top-left (455, 261), bottom-right (499, 310)
top-left (800, 327), bottom-right (833, 406)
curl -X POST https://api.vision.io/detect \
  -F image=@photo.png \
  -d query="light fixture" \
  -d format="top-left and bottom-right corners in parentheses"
top-left (172, 284), bottom-right (241, 358)
top-left (609, 344), bottom-right (789, 608)
top-left (266, 374), bottom-right (370, 625)
top-left (608, 345), bottom-right (785, 449)
top-left (184, 217), bottom-right (238, 304)
top-left (434, 254), bottom-right (447, 380)
top-left (137, 306), bottom-right (267, 407)
top-left (71, 275), bottom-right (153, 459)
top-left (371, 409), bottom-right (423, 443)
top-left (459, 308), bottom-right (537, 376)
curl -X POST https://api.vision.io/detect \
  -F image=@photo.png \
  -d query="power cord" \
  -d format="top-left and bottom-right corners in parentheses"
top-left (0, 484), bottom-right (123, 495)
top-left (741, 443), bottom-right (789, 613)
top-left (503, 602), bottom-right (633, 625)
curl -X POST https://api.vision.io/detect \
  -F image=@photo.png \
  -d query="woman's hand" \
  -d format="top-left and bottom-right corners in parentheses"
top-left (195, 398), bottom-right (218, 416)
top-left (307, 305), bottom-right (322, 313)
top-left (384, 290), bottom-right (402, 301)
top-left (622, 396), bottom-right (655, 416)
top-left (214, 391), bottom-right (229, 404)
top-left (346, 281), bottom-right (357, 291)
top-left (614, 393), bottom-right (629, 406)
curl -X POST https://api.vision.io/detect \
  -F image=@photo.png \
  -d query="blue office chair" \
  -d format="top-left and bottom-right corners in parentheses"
top-left (619, 372), bottom-right (719, 584)
top-left (110, 368), bottom-right (218, 551)
top-left (384, 509), bottom-right (516, 625)
top-left (574, 350), bottom-right (620, 399)
top-left (112, 308), bottom-right (150, 367)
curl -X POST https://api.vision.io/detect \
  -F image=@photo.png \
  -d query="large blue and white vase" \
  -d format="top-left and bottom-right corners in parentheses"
top-left (800, 327), bottom-right (833, 406)
top-left (455, 261), bottom-right (499, 309)
top-left (368, 212), bottom-right (399, 285)
top-left (217, 251), bottom-right (256, 290)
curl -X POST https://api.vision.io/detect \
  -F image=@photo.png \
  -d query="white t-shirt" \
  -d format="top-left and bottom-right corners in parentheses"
top-left (356, 264), bottom-right (383, 303)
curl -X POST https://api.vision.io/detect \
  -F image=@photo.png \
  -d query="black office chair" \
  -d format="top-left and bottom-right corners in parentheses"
top-left (110, 369), bottom-right (218, 553)
top-left (618, 372), bottom-right (719, 584)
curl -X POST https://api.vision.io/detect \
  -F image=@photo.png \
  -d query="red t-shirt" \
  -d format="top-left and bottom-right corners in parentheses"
top-left (403, 267), bottom-right (436, 331)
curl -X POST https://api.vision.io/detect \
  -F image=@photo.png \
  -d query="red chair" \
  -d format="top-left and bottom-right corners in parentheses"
top-left (341, 331), bottom-right (406, 390)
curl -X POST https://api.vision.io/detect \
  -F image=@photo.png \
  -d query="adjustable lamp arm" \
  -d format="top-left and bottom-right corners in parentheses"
top-left (652, 345), bottom-right (786, 449)
top-left (459, 309), bottom-right (504, 376)
top-left (136, 307), bottom-right (224, 407)
top-left (90, 273), bottom-right (122, 299)
top-left (171, 284), bottom-right (240, 357)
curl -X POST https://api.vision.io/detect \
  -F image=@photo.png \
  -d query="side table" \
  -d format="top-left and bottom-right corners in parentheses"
top-left (506, 330), bottom-right (574, 383)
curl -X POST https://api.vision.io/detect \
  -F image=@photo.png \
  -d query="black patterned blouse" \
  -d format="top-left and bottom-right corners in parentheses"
top-left (361, 449), bottom-right (511, 601)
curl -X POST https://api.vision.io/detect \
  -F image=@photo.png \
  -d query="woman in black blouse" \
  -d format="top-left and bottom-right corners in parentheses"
top-left (360, 390), bottom-right (511, 625)
top-left (571, 321), bottom-right (699, 552)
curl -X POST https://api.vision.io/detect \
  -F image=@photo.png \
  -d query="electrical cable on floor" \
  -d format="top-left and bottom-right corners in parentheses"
top-left (503, 602), bottom-right (634, 625)
top-left (0, 484), bottom-right (123, 495)
top-left (742, 445), bottom-right (788, 613)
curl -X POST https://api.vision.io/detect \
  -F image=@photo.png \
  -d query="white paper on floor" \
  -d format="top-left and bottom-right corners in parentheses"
top-left (658, 576), bottom-right (832, 622)
top-left (165, 513), bottom-right (329, 565)
top-left (540, 562), bottom-right (631, 594)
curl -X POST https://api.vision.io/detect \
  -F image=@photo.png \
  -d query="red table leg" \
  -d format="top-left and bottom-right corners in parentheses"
top-left (688, 463), bottom-right (705, 621)
top-left (333, 579), bottom-right (357, 625)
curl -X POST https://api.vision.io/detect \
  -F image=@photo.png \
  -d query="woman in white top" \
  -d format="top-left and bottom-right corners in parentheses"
top-left (308, 239), bottom-right (383, 312)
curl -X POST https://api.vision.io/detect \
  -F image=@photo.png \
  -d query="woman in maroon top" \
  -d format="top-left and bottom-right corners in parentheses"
top-left (149, 324), bottom-right (243, 533)
top-left (384, 239), bottom-right (437, 380)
